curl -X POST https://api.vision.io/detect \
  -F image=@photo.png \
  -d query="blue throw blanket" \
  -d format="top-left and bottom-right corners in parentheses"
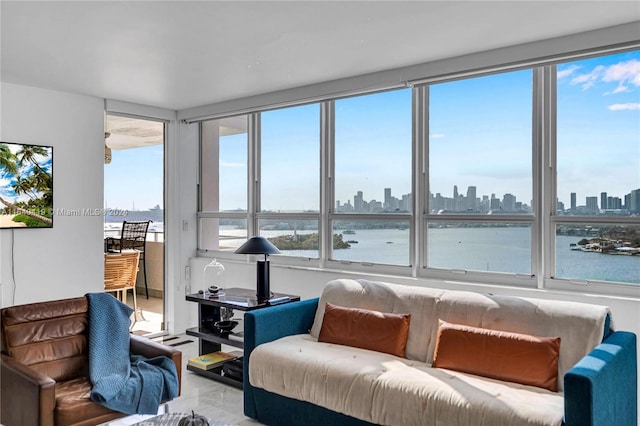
top-left (86, 292), bottom-right (179, 414)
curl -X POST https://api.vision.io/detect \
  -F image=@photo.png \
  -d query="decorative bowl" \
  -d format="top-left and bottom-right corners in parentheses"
top-left (214, 320), bottom-right (238, 333)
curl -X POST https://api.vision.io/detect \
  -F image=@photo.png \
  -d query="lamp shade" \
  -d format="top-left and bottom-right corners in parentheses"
top-left (235, 236), bottom-right (281, 255)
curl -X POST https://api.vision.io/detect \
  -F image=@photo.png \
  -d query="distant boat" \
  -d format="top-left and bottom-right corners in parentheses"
top-left (342, 230), bottom-right (356, 234)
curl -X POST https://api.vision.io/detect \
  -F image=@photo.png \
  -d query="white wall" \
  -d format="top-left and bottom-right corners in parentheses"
top-left (169, 121), bottom-right (199, 334)
top-left (189, 258), bottom-right (640, 335)
top-left (0, 82), bottom-right (105, 306)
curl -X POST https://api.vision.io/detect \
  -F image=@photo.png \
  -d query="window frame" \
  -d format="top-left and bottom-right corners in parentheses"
top-left (196, 45), bottom-right (640, 296)
top-left (541, 53), bottom-right (640, 298)
top-left (417, 69), bottom-right (539, 287)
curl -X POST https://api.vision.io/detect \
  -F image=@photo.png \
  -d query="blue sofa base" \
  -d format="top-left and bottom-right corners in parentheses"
top-left (244, 297), bottom-right (637, 426)
top-left (251, 387), bottom-right (374, 426)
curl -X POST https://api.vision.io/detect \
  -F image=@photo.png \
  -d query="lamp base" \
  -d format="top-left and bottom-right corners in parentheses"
top-left (256, 259), bottom-right (270, 301)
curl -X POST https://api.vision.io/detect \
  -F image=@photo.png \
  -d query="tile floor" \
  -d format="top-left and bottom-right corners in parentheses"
top-left (103, 294), bottom-right (260, 425)
top-left (128, 294), bottom-right (165, 336)
top-left (101, 336), bottom-right (260, 425)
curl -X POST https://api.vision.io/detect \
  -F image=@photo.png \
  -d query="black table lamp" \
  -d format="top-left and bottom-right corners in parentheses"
top-left (235, 236), bottom-right (281, 301)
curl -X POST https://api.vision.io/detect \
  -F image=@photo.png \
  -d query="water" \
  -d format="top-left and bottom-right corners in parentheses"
top-left (556, 235), bottom-right (639, 284)
top-left (219, 225), bottom-right (639, 285)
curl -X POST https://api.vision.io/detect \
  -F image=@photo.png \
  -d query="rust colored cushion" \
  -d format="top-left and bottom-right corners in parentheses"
top-left (317, 303), bottom-right (411, 358)
top-left (432, 320), bottom-right (561, 391)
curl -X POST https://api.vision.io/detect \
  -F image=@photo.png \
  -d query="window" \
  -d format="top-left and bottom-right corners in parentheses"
top-left (429, 71), bottom-right (533, 214)
top-left (258, 219), bottom-right (319, 258)
top-left (426, 70), bottom-right (534, 276)
top-left (257, 104), bottom-right (321, 259)
top-left (556, 51), bottom-right (639, 216)
top-left (196, 47), bottom-right (639, 293)
top-left (260, 104), bottom-right (320, 213)
top-left (555, 224), bottom-right (640, 284)
top-left (334, 89), bottom-right (412, 214)
top-left (553, 50), bottom-right (640, 285)
top-left (332, 219), bottom-right (411, 266)
top-left (331, 89), bottom-right (413, 266)
top-left (427, 222), bottom-right (532, 274)
top-left (199, 115), bottom-right (249, 251)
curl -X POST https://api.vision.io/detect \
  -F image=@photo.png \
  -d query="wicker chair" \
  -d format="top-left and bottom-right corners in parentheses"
top-left (105, 220), bottom-right (151, 298)
top-left (104, 250), bottom-right (140, 322)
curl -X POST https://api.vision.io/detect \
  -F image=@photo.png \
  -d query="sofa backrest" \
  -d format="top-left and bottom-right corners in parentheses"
top-left (1, 297), bottom-right (89, 381)
top-left (310, 279), bottom-right (610, 391)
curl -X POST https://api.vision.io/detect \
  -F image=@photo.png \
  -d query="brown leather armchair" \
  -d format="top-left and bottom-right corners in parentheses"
top-left (1, 296), bottom-right (182, 426)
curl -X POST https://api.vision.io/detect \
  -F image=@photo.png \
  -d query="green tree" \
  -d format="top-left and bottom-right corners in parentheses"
top-left (0, 143), bottom-right (52, 226)
top-left (0, 144), bottom-right (18, 176)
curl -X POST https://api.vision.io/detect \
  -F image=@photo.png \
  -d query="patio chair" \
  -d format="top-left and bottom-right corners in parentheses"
top-left (105, 220), bottom-right (151, 298)
top-left (104, 250), bottom-right (140, 323)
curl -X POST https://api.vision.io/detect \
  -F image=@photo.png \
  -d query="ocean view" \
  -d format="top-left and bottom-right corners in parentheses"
top-left (218, 225), bottom-right (639, 285)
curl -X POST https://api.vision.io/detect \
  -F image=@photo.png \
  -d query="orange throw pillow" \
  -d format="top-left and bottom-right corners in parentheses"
top-left (318, 303), bottom-right (411, 358)
top-left (432, 320), bottom-right (561, 391)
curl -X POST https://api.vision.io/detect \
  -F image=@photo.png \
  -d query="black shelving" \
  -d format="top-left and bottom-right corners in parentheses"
top-left (186, 288), bottom-right (300, 389)
top-left (185, 326), bottom-right (243, 349)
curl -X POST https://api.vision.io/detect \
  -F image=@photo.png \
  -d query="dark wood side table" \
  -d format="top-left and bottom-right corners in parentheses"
top-left (185, 287), bottom-right (300, 389)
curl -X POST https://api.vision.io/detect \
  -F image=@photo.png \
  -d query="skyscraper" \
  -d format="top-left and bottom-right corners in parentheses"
top-left (354, 191), bottom-right (364, 212)
top-left (503, 193), bottom-right (516, 212)
top-left (384, 188), bottom-right (392, 209)
top-left (600, 192), bottom-right (607, 210)
top-left (570, 192), bottom-right (577, 211)
top-left (467, 186), bottom-right (477, 211)
top-left (630, 189), bottom-right (640, 213)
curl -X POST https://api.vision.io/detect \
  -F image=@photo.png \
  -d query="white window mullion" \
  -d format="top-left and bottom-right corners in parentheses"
top-left (321, 101), bottom-right (335, 266)
top-left (542, 65), bottom-right (557, 286)
top-left (414, 85), bottom-right (428, 274)
top-left (532, 67), bottom-right (544, 288)
top-left (247, 113), bottom-right (260, 236)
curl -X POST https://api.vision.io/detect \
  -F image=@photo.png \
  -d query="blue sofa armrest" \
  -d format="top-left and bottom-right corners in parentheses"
top-left (244, 298), bottom-right (319, 418)
top-left (564, 331), bottom-right (637, 426)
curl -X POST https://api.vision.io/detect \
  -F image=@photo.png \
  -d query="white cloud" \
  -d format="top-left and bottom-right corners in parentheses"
top-left (610, 84), bottom-right (629, 94)
top-left (571, 65), bottom-right (604, 90)
top-left (569, 59), bottom-right (640, 94)
top-left (602, 59), bottom-right (640, 88)
top-left (608, 103), bottom-right (640, 111)
top-left (557, 65), bottom-right (581, 79)
top-left (430, 133), bottom-right (445, 139)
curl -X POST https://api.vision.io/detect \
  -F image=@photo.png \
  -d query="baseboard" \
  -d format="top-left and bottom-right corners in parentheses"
top-left (134, 286), bottom-right (163, 298)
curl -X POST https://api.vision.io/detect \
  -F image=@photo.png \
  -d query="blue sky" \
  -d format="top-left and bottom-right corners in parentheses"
top-left (106, 49), bottom-right (639, 212)
top-left (556, 50), bottom-right (639, 207)
top-left (104, 144), bottom-right (164, 210)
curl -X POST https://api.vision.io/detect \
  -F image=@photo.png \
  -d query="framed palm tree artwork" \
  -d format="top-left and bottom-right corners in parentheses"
top-left (0, 141), bottom-right (53, 228)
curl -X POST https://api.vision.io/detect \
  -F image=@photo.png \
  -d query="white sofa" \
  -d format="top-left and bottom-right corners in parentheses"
top-left (244, 278), bottom-right (637, 426)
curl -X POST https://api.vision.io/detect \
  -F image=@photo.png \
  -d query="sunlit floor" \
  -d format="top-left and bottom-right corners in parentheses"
top-left (99, 336), bottom-right (259, 425)
top-left (101, 293), bottom-right (260, 424)
top-left (123, 292), bottom-right (165, 336)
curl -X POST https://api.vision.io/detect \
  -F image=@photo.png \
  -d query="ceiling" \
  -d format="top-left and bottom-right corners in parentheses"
top-left (2, 1), bottom-right (639, 112)
top-left (105, 115), bottom-right (165, 150)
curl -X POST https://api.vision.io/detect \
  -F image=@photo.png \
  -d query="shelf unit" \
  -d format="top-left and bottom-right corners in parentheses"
top-left (185, 287), bottom-right (300, 389)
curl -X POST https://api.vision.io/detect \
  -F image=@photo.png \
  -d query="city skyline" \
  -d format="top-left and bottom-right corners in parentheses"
top-left (335, 184), bottom-right (640, 215)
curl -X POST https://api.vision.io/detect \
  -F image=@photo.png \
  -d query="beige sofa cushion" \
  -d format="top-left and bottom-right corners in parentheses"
top-left (309, 278), bottom-right (610, 391)
top-left (250, 334), bottom-right (565, 426)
